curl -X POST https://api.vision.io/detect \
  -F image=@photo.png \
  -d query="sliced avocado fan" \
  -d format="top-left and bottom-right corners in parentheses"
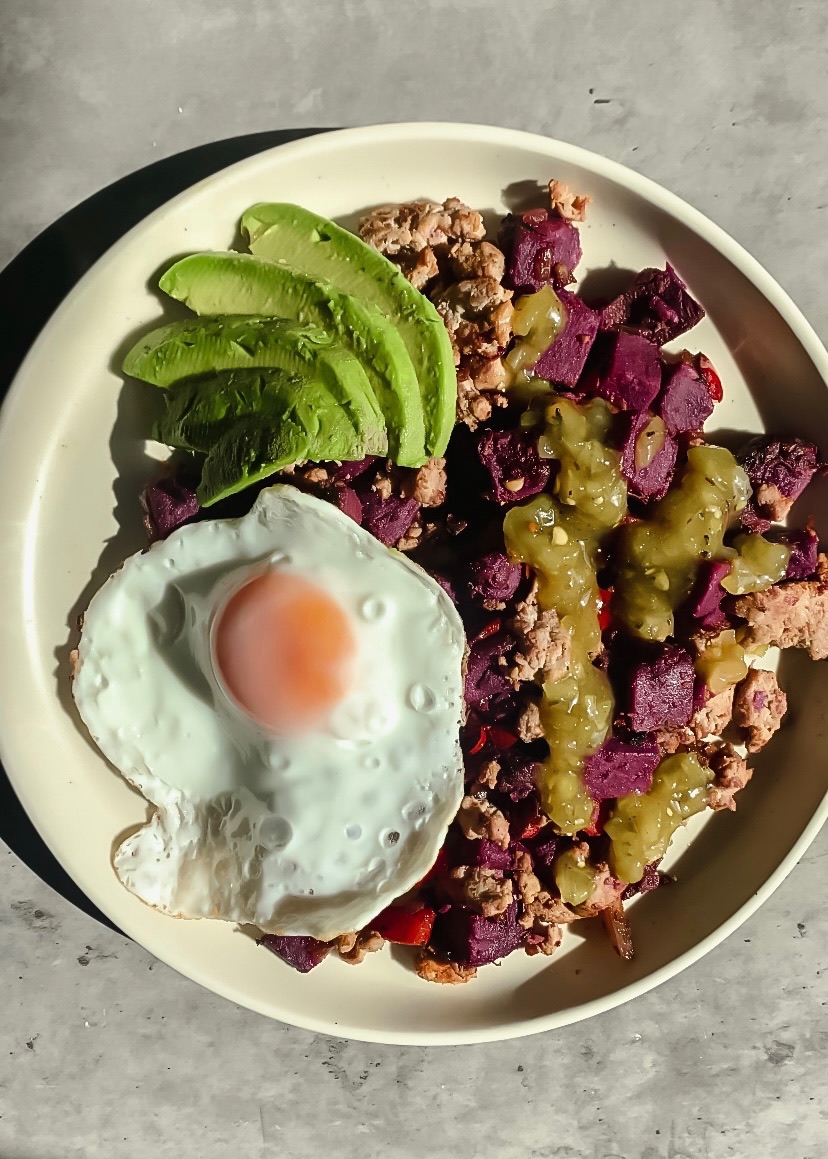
top-left (159, 252), bottom-right (427, 467)
top-left (123, 316), bottom-right (387, 456)
top-left (241, 203), bottom-right (457, 459)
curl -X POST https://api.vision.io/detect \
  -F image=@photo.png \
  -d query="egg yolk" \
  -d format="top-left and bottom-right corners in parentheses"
top-left (212, 571), bottom-right (356, 734)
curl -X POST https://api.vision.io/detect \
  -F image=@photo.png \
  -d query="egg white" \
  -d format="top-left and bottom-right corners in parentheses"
top-left (72, 485), bottom-right (466, 940)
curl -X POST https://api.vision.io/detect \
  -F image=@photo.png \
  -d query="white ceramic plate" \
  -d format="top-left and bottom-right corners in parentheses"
top-left (2, 123), bottom-right (828, 1045)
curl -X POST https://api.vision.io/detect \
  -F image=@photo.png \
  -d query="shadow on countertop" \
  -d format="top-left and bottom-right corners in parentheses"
top-left (0, 127), bottom-right (325, 933)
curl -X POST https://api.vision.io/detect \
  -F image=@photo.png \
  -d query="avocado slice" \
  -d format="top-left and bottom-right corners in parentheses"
top-left (154, 368), bottom-right (362, 461)
top-left (198, 411), bottom-right (310, 506)
top-left (241, 203), bottom-right (456, 458)
top-left (159, 252), bottom-right (426, 467)
top-left (123, 316), bottom-right (387, 456)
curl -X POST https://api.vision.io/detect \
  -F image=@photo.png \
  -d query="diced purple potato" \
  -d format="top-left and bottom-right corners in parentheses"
top-left (495, 748), bottom-right (540, 802)
top-left (467, 552), bottom-right (523, 604)
top-left (329, 482), bottom-right (363, 524)
top-left (477, 429), bottom-right (551, 505)
top-left (618, 411), bottom-right (678, 502)
top-left (142, 475), bottom-right (199, 541)
top-left (501, 211), bottom-right (582, 293)
top-left (533, 291), bottom-right (600, 387)
top-left (464, 632), bottom-right (515, 710)
top-left (581, 735), bottom-right (661, 800)
top-left (658, 361), bottom-right (715, 434)
top-left (595, 332), bottom-right (662, 412)
top-left (327, 456), bottom-right (379, 482)
top-left (450, 836), bottom-right (513, 872)
top-left (766, 526), bottom-right (820, 581)
top-left (622, 860), bottom-right (662, 900)
top-left (738, 436), bottom-right (820, 532)
top-left (628, 644), bottom-right (694, 732)
top-left (433, 574), bottom-right (459, 603)
top-left (259, 934), bottom-right (332, 973)
top-left (431, 901), bottom-right (525, 967)
top-left (692, 677), bottom-right (710, 714)
top-left (696, 609), bottom-right (729, 631)
top-left (359, 491), bottom-right (419, 546)
top-left (525, 831), bottom-right (560, 887)
top-left (688, 560), bottom-right (732, 627)
top-left (600, 264), bottom-right (705, 346)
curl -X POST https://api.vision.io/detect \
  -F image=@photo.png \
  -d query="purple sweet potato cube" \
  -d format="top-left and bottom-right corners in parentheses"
top-left (658, 361), bottom-right (715, 434)
top-left (501, 210), bottom-right (582, 293)
top-left (495, 747), bottom-right (540, 802)
top-left (738, 436), bottom-right (820, 532)
top-left (692, 677), bottom-right (710, 714)
top-left (688, 560), bottom-right (732, 628)
top-left (327, 456), bottom-right (379, 482)
top-left (596, 332), bottom-right (662, 412)
top-left (769, 526), bottom-right (820, 581)
top-left (622, 859), bottom-right (662, 900)
top-left (533, 291), bottom-right (600, 387)
top-left (581, 735), bottom-right (661, 800)
top-left (359, 491), bottom-right (419, 545)
top-left (464, 632), bottom-right (515, 711)
top-left (142, 474), bottom-right (199, 541)
top-left (432, 901), bottom-right (525, 967)
top-left (329, 482), bottom-right (363, 524)
top-left (467, 552), bottom-right (523, 604)
top-left (600, 264), bottom-right (705, 346)
top-left (619, 411), bottom-right (678, 502)
top-left (451, 837), bottom-right (513, 872)
top-left (628, 644), bottom-right (694, 732)
top-left (433, 574), bottom-right (459, 603)
top-left (525, 831), bottom-right (560, 887)
top-left (259, 933), bottom-right (332, 973)
top-left (477, 429), bottom-right (551, 505)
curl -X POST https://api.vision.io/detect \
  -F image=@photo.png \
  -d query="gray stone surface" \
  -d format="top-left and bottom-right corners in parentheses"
top-left (1, 1), bottom-right (827, 1155)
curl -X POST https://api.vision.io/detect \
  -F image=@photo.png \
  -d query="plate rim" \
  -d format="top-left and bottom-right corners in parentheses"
top-left (2, 121), bottom-right (828, 1045)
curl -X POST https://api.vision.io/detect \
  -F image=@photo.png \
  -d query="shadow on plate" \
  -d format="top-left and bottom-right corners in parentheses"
top-left (0, 126), bottom-right (325, 931)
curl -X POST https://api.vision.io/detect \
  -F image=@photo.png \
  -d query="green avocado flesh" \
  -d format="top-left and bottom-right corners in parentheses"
top-left (123, 315), bottom-right (387, 456)
top-left (242, 202), bottom-right (456, 458)
top-left (154, 368), bottom-right (362, 462)
top-left (198, 411), bottom-right (310, 506)
top-left (159, 252), bottom-right (427, 467)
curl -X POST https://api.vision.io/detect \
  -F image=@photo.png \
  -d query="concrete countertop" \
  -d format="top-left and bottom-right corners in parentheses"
top-left (1, 2), bottom-right (826, 1156)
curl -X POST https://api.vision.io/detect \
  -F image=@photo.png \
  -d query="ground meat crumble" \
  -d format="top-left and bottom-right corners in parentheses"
top-left (730, 577), bottom-right (828, 660)
top-left (456, 795), bottom-right (510, 848)
top-left (508, 583), bottom-right (571, 687)
top-left (359, 195), bottom-right (514, 431)
top-left (732, 668), bottom-right (787, 753)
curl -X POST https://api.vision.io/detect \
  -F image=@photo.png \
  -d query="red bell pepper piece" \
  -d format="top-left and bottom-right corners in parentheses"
top-left (697, 354), bottom-right (723, 402)
top-left (467, 724), bottom-right (487, 755)
top-left (471, 619), bottom-right (502, 644)
top-left (583, 798), bottom-right (611, 836)
top-left (598, 587), bottom-right (613, 632)
top-left (371, 903), bottom-right (436, 945)
top-left (519, 815), bottom-right (544, 840)
top-left (486, 725), bottom-right (518, 750)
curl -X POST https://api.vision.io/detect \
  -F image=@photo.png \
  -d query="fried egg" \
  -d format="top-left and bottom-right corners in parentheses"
top-left (72, 485), bottom-right (466, 940)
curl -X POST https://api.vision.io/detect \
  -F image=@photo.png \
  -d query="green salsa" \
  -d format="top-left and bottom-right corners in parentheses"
top-left (504, 397), bottom-right (627, 833)
top-left (504, 286), bottom-right (567, 389)
top-left (613, 446), bottom-right (751, 641)
top-left (554, 844), bottom-right (599, 905)
top-left (721, 533), bottom-right (790, 595)
top-left (605, 753), bottom-right (713, 883)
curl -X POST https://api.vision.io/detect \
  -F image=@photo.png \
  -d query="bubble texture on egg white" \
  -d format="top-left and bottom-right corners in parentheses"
top-left (71, 486), bottom-right (466, 940)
